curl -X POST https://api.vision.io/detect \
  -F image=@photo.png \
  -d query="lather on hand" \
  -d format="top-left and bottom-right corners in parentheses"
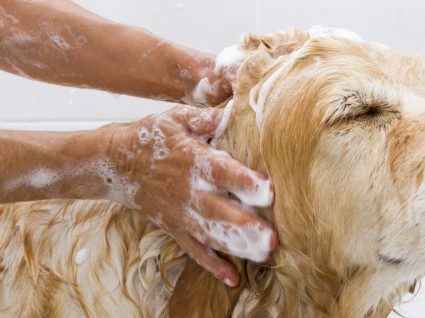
top-left (0, 105), bottom-right (277, 287)
top-left (0, 0), bottom-right (278, 287)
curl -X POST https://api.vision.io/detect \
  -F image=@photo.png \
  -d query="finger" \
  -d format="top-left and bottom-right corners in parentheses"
top-left (186, 191), bottom-right (279, 263)
top-left (173, 231), bottom-right (240, 287)
top-left (195, 147), bottom-right (274, 207)
top-left (173, 105), bottom-right (223, 137)
top-left (191, 190), bottom-right (262, 224)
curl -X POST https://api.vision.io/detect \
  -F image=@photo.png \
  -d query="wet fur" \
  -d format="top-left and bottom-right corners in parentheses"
top-left (1, 28), bottom-right (425, 317)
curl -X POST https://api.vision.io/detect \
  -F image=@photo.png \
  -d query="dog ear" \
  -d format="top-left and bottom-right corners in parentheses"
top-left (233, 28), bottom-right (310, 93)
top-left (168, 256), bottom-right (245, 318)
top-left (242, 28), bottom-right (310, 58)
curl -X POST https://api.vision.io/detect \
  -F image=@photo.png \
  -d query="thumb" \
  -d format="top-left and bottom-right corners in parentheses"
top-left (174, 105), bottom-right (224, 137)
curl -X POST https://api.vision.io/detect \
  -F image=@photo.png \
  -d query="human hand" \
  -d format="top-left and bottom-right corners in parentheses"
top-left (183, 45), bottom-right (247, 107)
top-left (105, 105), bottom-right (278, 286)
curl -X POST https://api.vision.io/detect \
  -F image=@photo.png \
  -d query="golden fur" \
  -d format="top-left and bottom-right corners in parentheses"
top-left (2, 28), bottom-right (425, 317)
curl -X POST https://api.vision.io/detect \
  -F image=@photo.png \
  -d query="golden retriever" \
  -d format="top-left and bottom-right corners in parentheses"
top-left (1, 27), bottom-right (425, 317)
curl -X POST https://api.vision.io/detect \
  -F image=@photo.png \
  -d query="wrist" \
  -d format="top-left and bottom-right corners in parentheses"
top-left (182, 51), bottom-right (233, 107)
top-left (0, 129), bottom-right (112, 203)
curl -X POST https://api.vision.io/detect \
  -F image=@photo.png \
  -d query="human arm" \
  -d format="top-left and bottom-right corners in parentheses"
top-left (0, 105), bottom-right (278, 286)
top-left (0, 0), bottom-right (231, 106)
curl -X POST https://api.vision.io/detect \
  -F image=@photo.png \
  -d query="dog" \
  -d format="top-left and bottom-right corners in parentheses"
top-left (1, 26), bottom-right (425, 317)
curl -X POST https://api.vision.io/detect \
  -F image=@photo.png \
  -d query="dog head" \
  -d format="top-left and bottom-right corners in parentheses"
top-left (216, 27), bottom-right (425, 317)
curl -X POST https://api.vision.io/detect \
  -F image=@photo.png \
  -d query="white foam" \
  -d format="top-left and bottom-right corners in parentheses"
top-left (308, 25), bottom-right (363, 41)
top-left (214, 44), bottom-right (247, 81)
top-left (232, 176), bottom-right (274, 207)
top-left (151, 127), bottom-right (170, 160)
top-left (250, 62), bottom-right (287, 129)
top-left (138, 127), bottom-right (151, 145)
top-left (188, 109), bottom-right (213, 132)
top-left (12, 31), bottom-right (34, 44)
top-left (92, 158), bottom-right (141, 209)
top-left (185, 206), bottom-right (273, 262)
top-left (250, 44), bottom-right (322, 130)
top-left (189, 148), bottom-right (217, 192)
top-left (5, 167), bottom-right (60, 191)
top-left (75, 247), bottom-right (89, 265)
top-left (39, 22), bottom-right (71, 50)
top-left (137, 125), bottom-right (170, 160)
top-left (214, 99), bottom-right (234, 139)
top-left (27, 168), bottom-right (61, 188)
top-left (190, 175), bottom-right (217, 193)
top-left (49, 34), bottom-right (71, 50)
top-left (191, 77), bottom-right (216, 107)
top-left (179, 68), bottom-right (191, 79)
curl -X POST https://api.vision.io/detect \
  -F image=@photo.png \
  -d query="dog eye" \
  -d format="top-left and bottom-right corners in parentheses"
top-left (325, 91), bottom-right (399, 126)
top-left (378, 253), bottom-right (404, 265)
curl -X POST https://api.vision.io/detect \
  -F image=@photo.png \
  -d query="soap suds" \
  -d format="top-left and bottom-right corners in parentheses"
top-left (214, 99), bottom-right (234, 139)
top-left (250, 62), bottom-right (287, 129)
top-left (210, 99), bottom-right (234, 148)
top-left (11, 31), bottom-right (34, 44)
top-left (49, 33), bottom-right (71, 50)
top-left (137, 125), bottom-right (170, 160)
top-left (184, 42), bottom-right (247, 107)
top-left (39, 22), bottom-right (72, 50)
top-left (189, 143), bottom-right (273, 207)
top-left (89, 158), bottom-right (141, 209)
top-left (190, 78), bottom-right (217, 107)
top-left (308, 25), bottom-right (389, 49)
top-left (5, 158), bottom-right (141, 210)
top-left (250, 46), bottom-right (321, 129)
top-left (179, 68), bottom-right (192, 79)
top-left (151, 127), bottom-right (170, 160)
top-left (214, 44), bottom-right (247, 81)
top-left (40, 24), bottom-right (70, 50)
top-left (188, 109), bottom-right (213, 132)
top-left (185, 206), bottom-right (273, 262)
top-left (231, 176), bottom-right (274, 207)
top-left (5, 168), bottom-right (60, 191)
top-left (308, 25), bottom-right (363, 41)
top-left (75, 247), bottom-right (89, 265)
top-left (189, 148), bottom-right (216, 193)
top-left (138, 127), bottom-right (151, 146)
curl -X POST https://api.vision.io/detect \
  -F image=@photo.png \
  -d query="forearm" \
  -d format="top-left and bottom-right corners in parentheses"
top-left (0, 0), bottom-right (224, 104)
top-left (0, 128), bottom-right (112, 204)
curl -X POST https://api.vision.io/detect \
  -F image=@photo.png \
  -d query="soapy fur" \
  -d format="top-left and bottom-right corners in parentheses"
top-left (215, 44), bottom-right (248, 81)
top-left (1, 26), bottom-right (425, 318)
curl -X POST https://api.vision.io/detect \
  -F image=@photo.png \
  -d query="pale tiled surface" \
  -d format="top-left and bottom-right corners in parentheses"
top-left (1, 0), bottom-right (425, 316)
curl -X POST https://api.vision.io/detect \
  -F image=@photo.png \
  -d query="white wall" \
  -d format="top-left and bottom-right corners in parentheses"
top-left (1, 0), bottom-right (425, 316)
top-left (3, 0), bottom-right (425, 131)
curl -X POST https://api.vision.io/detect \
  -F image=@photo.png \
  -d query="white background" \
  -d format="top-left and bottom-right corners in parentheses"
top-left (1, 1), bottom-right (425, 316)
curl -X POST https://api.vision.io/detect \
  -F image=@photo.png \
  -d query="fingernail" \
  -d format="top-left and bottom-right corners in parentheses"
top-left (223, 277), bottom-right (238, 287)
top-left (257, 173), bottom-right (268, 181)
